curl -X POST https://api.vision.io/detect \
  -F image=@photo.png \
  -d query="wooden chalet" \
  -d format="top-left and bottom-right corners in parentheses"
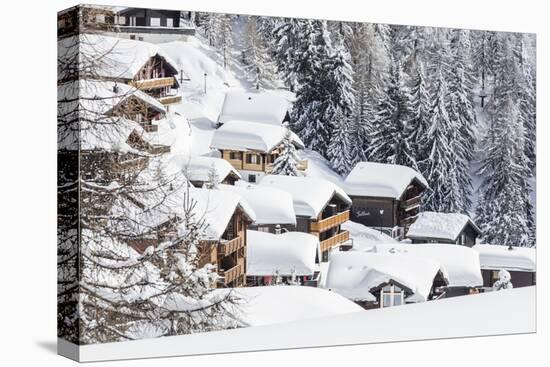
top-left (58, 5), bottom-right (116, 39)
top-left (406, 212), bottom-right (481, 246)
top-left (211, 120), bottom-right (308, 183)
top-left (259, 175), bottom-right (352, 261)
top-left (115, 8), bottom-right (196, 40)
top-left (324, 252), bottom-right (448, 309)
top-left (473, 245), bottom-right (536, 289)
top-left (168, 156), bottom-right (241, 189)
top-left (344, 162), bottom-right (428, 239)
top-left (216, 91), bottom-right (292, 127)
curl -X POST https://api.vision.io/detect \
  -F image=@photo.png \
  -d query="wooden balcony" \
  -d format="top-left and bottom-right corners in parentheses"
top-left (218, 235), bottom-right (245, 256)
top-left (310, 210), bottom-right (350, 233)
top-left (129, 77), bottom-right (175, 90)
top-left (320, 230), bottom-right (350, 253)
top-left (401, 213), bottom-right (420, 226)
top-left (220, 258), bottom-right (245, 285)
top-left (158, 95), bottom-right (182, 105)
top-left (400, 195), bottom-right (421, 210)
top-left (150, 144), bottom-right (171, 155)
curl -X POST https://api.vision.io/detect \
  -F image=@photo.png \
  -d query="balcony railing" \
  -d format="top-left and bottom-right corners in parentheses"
top-left (218, 235), bottom-right (245, 256)
top-left (158, 95), bottom-right (182, 105)
top-left (310, 210), bottom-right (350, 233)
top-left (129, 77), bottom-right (176, 90)
top-left (319, 230), bottom-right (350, 253)
top-left (150, 144), bottom-right (171, 155)
top-left (400, 195), bottom-right (421, 210)
top-left (220, 258), bottom-right (245, 285)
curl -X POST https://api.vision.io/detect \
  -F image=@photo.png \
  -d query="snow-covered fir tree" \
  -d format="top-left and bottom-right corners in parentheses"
top-left (271, 126), bottom-right (302, 176)
top-left (476, 33), bottom-right (534, 247)
top-left (205, 162), bottom-right (221, 189)
top-left (242, 16), bottom-right (277, 89)
top-left (272, 18), bottom-right (306, 92)
top-left (367, 58), bottom-right (417, 169)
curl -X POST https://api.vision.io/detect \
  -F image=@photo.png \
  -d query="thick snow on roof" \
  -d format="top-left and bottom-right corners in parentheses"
top-left (370, 243), bottom-right (483, 287)
top-left (246, 230), bottom-right (319, 276)
top-left (210, 120), bottom-right (304, 153)
top-left (219, 286), bottom-right (363, 327)
top-left (217, 91), bottom-right (290, 125)
top-left (342, 221), bottom-right (397, 251)
top-left (259, 175), bottom-right (351, 219)
top-left (58, 34), bottom-right (180, 81)
top-left (58, 79), bottom-right (166, 117)
top-left (168, 155), bottom-right (240, 183)
top-left (407, 211), bottom-right (480, 241)
top-left (219, 183), bottom-right (296, 225)
top-left (473, 244), bottom-right (536, 272)
top-left (324, 252), bottom-right (442, 302)
top-left (344, 162), bottom-right (428, 199)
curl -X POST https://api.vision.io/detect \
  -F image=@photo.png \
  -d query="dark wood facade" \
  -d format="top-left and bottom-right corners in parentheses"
top-left (118, 8), bottom-right (183, 28)
top-left (481, 269), bottom-right (536, 288)
top-left (349, 178), bottom-right (426, 236)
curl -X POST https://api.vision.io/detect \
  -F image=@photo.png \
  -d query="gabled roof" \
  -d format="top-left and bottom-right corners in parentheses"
top-left (58, 34), bottom-right (180, 82)
top-left (217, 91), bottom-right (290, 126)
top-left (246, 230), bottom-right (319, 276)
top-left (324, 252), bottom-right (443, 302)
top-left (168, 155), bottom-right (241, 184)
top-left (210, 120), bottom-right (304, 153)
top-left (58, 79), bottom-right (166, 118)
top-left (406, 212), bottom-right (481, 242)
top-left (473, 244), bottom-right (536, 272)
top-left (344, 162), bottom-right (428, 199)
top-left (259, 175), bottom-right (351, 219)
top-left (219, 183), bottom-right (296, 225)
top-left (371, 243), bottom-right (483, 288)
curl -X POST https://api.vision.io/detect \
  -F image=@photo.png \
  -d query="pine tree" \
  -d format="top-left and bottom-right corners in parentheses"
top-left (476, 34), bottom-right (534, 247)
top-left (271, 127), bottom-right (302, 176)
top-left (327, 109), bottom-right (354, 175)
top-left (367, 58), bottom-right (416, 169)
top-left (242, 16), bottom-right (277, 89)
top-left (206, 162), bottom-right (220, 189)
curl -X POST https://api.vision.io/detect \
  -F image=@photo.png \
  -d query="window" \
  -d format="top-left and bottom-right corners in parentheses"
top-left (229, 152), bottom-right (242, 160)
top-left (246, 154), bottom-right (259, 164)
top-left (166, 18), bottom-right (174, 27)
top-left (380, 284), bottom-right (404, 308)
top-left (117, 16), bottom-right (125, 25)
top-left (130, 35), bottom-right (136, 40)
top-left (248, 174), bottom-right (257, 183)
top-left (95, 14), bottom-right (105, 24)
top-left (150, 17), bottom-right (161, 27)
top-left (257, 226), bottom-right (269, 233)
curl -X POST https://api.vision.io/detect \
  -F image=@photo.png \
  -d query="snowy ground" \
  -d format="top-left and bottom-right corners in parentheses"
top-left (74, 286), bottom-right (535, 361)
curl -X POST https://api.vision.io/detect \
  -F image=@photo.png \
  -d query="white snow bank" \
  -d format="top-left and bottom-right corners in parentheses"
top-left (298, 149), bottom-right (345, 184)
top-left (324, 251), bottom-right (442, 302)
top-left (342, 221), bottom-right (397, 251)
top-left (473, 244), bottom-right (536, 272)
top-left (210, 120), bottom-right (304, 153)
top-left (344, 162), bottom-right (428, 199)
top-left (218, 286), bottom-right (363, 327)
top-left (370, 243), bottom-right (483, 287)
top-left (168, 155), bottom-right (240, 183)
top-left (217, 91), bottom-right (290, 126)
top-left (76, 286), bottom-right (535, 361)
top-left (259, 175), bottom-right (351, 219)
top-left (406, 211), bottom-right (480, 241)
top-left (219, 184), bottom-right (296, 225)
top-left (246, 230), bottom-right (319, 276)
top-left (59, 34), bottom-right (180, 81)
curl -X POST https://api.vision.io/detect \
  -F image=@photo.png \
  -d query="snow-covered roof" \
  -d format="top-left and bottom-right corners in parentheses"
top-left (217, 91), bottom-right (290, 126)
top-left (324, 252), bottom-right (443, 302)
top-left (370, 243), bottom-right (483, 288)
top-left (210, 120), bottom-right (304, 153)
top-left (58, 79), bottom-right (166, 117)
top-left (259, 175), bottom-right (351, 219)
top-left (344, 162), bottom-right (428, 199)
top-left (473, 244), bottom-right (536, 272)
top-left (58, 34), bottom-right (180, 81)
top-left (218, 286), bottom-right (363, 327)
top-left (168, 155), bottom-right (241, 184)
top-left (246, 230), bottom-right (319, 276)
top-left (219, 183), bottom-right (296, 225)
top-left (406, 211), bottom-right (481, 242)
top-left (58, 115), bottom-right (151, 152)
